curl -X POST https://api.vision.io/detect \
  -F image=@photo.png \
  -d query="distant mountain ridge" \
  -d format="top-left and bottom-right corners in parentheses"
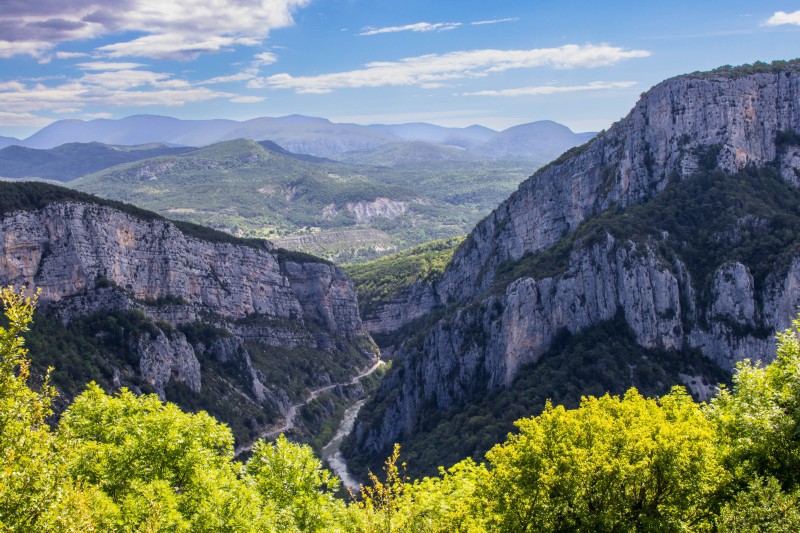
top-left (0, 142), bottom-right (192, 181)
top-left (0, 135), bottom-right (20, 149)
top-left (10, 114), bottom-right (592, 161)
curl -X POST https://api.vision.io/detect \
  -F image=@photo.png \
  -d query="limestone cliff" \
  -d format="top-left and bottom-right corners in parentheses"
top-left (348, 61), bottom-right (800, 466)
top-left (0, 183), bottom-right (377, 445)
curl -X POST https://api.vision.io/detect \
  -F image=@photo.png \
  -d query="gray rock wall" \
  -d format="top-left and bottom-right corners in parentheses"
top-left (352, 66), bottom-right (800, 457)
top-left (0, 200), bottom-right (375, 439)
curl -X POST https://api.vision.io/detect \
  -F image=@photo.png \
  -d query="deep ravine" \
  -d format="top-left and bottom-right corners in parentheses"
top-left (234, 360), bottom-right (384, 472)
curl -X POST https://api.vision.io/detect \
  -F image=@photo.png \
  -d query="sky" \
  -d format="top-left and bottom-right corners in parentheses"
top-left (0, 0), bottom-right (798, 139)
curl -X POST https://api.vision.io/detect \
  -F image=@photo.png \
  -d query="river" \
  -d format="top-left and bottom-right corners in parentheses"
top-left (320, 398), bottom-right (367, 491)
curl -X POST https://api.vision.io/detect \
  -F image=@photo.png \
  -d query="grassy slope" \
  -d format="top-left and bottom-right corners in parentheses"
top-left (365, 160), bottom-right (535, 213)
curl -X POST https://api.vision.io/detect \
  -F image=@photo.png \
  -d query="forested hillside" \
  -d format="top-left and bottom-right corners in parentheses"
top-left (69, 139), bottom-right (527, 263)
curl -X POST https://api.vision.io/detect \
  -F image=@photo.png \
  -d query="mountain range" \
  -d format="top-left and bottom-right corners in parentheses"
top-left (0, 136), bottom-right (533, 263)
top-left (4, 58), bottom-right (798, 493)
top-left (66, 138), bottom-right (495, 263)
top-left (0, 142), bottom-right (191, 181)
top-left (5, 114), bottom-right (591, 162)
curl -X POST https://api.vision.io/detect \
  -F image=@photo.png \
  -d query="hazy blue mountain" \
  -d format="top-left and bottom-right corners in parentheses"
top-left (15, 114), bottom-right (578, 161)
top-left (0, 142), bottom-right (192, 181)
top-left (255, 140), bottom-right (339, 164)
top-left (21, 115), bottom-right (240, 149)
top-left (376, 122), bottom-right (497, 145)
top-left (220, 115), bottom-right (398, 158)
top-left (476, 120), bottom-right (590, 162)
top-left (0, 135), bottom-right (20, 149)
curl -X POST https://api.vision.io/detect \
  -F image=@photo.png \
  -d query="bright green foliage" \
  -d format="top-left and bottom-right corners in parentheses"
top-left (58, 384), bottom-right (267, 531)
top-left (245, 434), bottom-right (346, 532)
top-left (717, 476), bottom-right (800, 532)
top-left (481, 388), bottom-right (723, 532)
top-left (390, 459), bottom-right (488, 533)
top-left (708, 317), bottom-right (800, 490)
top-left (0, 286), bottom-right (65, 531)
top-left (4, 283), bottom-right (800, 532)
top-left (356, 444), bottom-right (408, 532)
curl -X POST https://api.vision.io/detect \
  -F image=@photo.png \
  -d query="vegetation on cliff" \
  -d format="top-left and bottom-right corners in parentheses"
top-left (345, 315), bottom-right (729, 479)
top-left (2, 285), bottom-right (800, 531)
top-left (347, 161), bottom-right (800, 476)
top-left (343, 236), bottom-right (464, 317)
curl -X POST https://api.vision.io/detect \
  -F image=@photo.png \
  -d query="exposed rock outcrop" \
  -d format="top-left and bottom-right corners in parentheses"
top-left (350, 62), bottom-right (800, 460)
top-left (346, 198), bottom-right (409, 223)
top-left (135, 329), bottom-right (201, 396)
top-left (0, 188), bottom-right (377, 445)
top-left (438, 67), bottom-right (800, 305)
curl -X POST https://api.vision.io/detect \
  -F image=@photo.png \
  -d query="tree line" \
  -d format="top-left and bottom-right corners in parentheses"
top-left (1, 286), bottom-right (798, 531)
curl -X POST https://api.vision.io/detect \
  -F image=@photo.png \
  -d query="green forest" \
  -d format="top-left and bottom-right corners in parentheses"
top-left (2, 285), bottom-right (799, 532)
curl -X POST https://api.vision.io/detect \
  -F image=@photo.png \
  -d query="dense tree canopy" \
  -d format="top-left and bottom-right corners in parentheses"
top-left (1, 285), bottom-right (799, 531)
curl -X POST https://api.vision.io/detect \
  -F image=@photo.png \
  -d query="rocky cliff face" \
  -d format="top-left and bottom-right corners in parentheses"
top-left (349, 62), bottom-right (800, 462)
top-left (439, 67), bottom-right (800, 304)
top-left (0, 191), bottom-right (376, 445)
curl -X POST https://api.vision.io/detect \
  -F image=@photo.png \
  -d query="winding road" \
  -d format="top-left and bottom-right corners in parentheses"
top-left (234, 359), bottom-right (384, 457)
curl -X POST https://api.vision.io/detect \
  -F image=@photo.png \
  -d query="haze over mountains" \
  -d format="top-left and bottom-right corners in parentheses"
top-left (5, 114), bottom-right (592, 162)
top-left (0, 142), bottom-right (192, 182)
top-left (0, 114), bottom-right (573, 263)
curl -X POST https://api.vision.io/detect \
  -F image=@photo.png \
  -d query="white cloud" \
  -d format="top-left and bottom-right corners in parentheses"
top-left (201, 51), bottom-right (277, 85)
top-left (464, 80), bottom-right (638, 97)
top-left (0, 0), bottom-right (310, 59)
top-left (55, 51), bottom-right (89, 59)
top-left (0, 111), bottom-right (53, 127)
top-left (204, 71), bottom-right (258, 84)
top-left (359, 22), bottom-right (461, 36)
top-left (80, 69), bottom-right (173, 90)
top-left (255, 51), bottom-right (278, 65)
top-left (0, 40), bottom-right (53, 59)
top-left (471, 18), bottom-right (519, 26)
top-left (0, 74), bottom-right (233, 114)
top-left (76, 61), bottom-right (147, 71)
top-left (262, 44), bottom-right (651, 94)
top-left (764, 10), bottom-right (800, 26)
top-left (54, 107), bottom-right (83, 113)
top-left (246, 77), bottom-right (270, 89)
top-left (83, 112), bottom-right (113, 119)
top-left (96, 34), bottom-right (254, 60)
top-left (0, 81), bottom-right (26, 91)
top-left (231, 95), bottom-right (266, 103)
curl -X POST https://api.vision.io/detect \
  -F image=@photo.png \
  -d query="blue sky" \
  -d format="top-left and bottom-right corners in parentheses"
top-left (0, 0), bottom-right (798, 138)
